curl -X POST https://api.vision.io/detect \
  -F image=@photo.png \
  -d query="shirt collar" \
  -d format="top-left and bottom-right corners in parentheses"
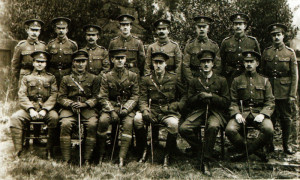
top-left (158, 37), bottom-right (170, 45)
top-left (197, 36), bottom-right (208, 43)
top-left (245, 71), bottom-right (257, 77)
top-left (57, 36), bottom-right (68, 44)
top-left (32, 69), bottom-right (46, 75)
top-left (86, 43), bottom-right (97, 50)
top-left (121, 34), bottom-right (132, 41)
top-left (27, 38), bottom-right (39, 45)
top-left (234, 33), bottom-right (246, 41)
top-left (273, 42), bottom-right (285, 51)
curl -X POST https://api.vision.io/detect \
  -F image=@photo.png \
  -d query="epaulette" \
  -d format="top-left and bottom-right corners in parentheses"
top-left (286, 46), bottom-right (295, 52)
top-left (111, 36), bottom-right (120, 41)
top-left (170, 39), bottom-right (179, 45)
top-left (264, 46), bottom-right (272, 50)
top-left (69, 39), bottom-right (78, 47)
top-left (144, 73), bottom-right (151, 77)
top-left (46, 72), bottom-right (54, 76)
top-left (247, 35), bottom-right (257, 41)
top-left (47, 39), bottom-right (56, 45)
top-left (97, 45), bottom-right (106, 50)
top-left (132, 35), bottom-right (140, 40)
top-left (168, 71), bottom-right (176, 75)
top-left (209, 39), bottom-right (218, 45)
top-left (23, 72), bottom-right (31, 76)
top-left (221, 36), bottom-right (232, 44)
top-left (16, 40), bottom-right (26, 47)
top-left (39, 40), bottom-right (46, 44)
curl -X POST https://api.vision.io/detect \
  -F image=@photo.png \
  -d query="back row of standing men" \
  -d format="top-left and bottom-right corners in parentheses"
top-left (9, 13), bottom-right (297, 173)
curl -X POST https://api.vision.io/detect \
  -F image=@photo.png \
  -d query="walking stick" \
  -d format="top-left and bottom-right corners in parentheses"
top-left (200, 104), bottom-right (209, 172)
top-left (149, 99), bottom-right (154, 164)
top-left (240, 100), bottom-right (251, 177)
top-left (77, 97), bottom-right (82, 168)
top-left (111, 96), bottom-right (122, 161)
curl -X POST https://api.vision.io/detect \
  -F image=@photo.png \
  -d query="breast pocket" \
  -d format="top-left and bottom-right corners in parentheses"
top-left (63, 49), bottom-right (73, 55)
top-left (255, 85), bottom-right (265, 100)
top-left (278, 57), bottom-right (290, 71)
top-left (43, 82), bottom-right (51, 96)
top-left (225, 46), bottom-right (236, 53)
top-left (28, 81), bottom-right (37, 96)
top-left (237, 85), bottom-right (247, 99)
top-left (49, 49), bottom-right (58, 55)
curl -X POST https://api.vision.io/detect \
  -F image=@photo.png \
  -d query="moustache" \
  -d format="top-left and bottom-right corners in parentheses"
top-left (158, 32), bottom-right (165, 36)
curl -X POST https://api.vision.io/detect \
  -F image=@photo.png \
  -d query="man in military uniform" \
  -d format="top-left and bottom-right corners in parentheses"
top-left (81, 24), bottom-right (110, 77)
top-left (260, 24), bottom-right (298, 154)
top-left (226, 51), bottom-right (275, 161)
top-left (10, 51), bottom-right (58, 158)
top-left (182, 16), bottom-right (220, 82)
top-left (144, 19), bottom-right (182, 76)
top-left (58, 50), bottom-right (100, 164)
top-left (97, 49), bottom-right (139, 167)
top-left (135, 52), bottom-right (186, 167)
top-left (108, 14), bottom-right (145, 77)
top-left (11, 19), bottom-right (46, 89)
top-left (179, 50), bottom-right (229, 175)
top-left (47, 17), bottom-right (78, 86)
top-left (220, 13), bottom-right (261, 86)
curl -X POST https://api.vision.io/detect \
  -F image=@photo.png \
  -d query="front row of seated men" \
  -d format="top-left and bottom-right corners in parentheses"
top-left (10, 48), bottom-right (276, 172)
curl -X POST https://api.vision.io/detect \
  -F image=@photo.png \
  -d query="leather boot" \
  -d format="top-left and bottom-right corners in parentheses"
top-left (164, 133), bottom-right (177, 167)
top-left (152, 125), bottom-right (159, 147)
top-left (60, 136), bottom-right (71, 162)
top-left (84, 137), bottom-right (96, 162)
top-left (281, 120), bottom-right (295, 154)
top-left (10, 127), bottom-right (24, 156)
top-left (135, 128), bottom-right (147, 162)
top-left (97, 134), bottom-right (107, 164)
top-left (119, 136), bottom-right (132, 163)
top-left (203, 126), bottom-right (218, 160)
top-left (46, 128), bottom-right (56, 159)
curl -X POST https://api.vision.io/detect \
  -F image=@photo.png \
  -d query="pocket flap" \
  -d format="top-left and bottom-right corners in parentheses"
top-left (255, 85), bottom-right (265, 90)
top-left (63, 49), bottom-right (73, 55)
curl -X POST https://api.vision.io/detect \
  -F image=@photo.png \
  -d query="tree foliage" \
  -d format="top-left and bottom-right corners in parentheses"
top-left (2, 0), bottom-right (296, 51)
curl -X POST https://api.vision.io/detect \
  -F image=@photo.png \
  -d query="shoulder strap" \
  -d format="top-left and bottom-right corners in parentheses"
top-left (70, 74), bottom-right (85, 93)
top-left (150, 74), bottom-right (169, 100)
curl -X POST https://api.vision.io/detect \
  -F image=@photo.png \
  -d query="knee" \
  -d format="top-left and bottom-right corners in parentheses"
top-left (98, 114), bottom-right (110, 133)
top-left (60, 118), bottom-right (72, 131)
top-left (167, 118), bottom-right (179, 134)
top-left (10, 111), bottom-right (25, 129)
top-left (262, 125), bottom-right (274, 136)
top-left (86, 117), bottom-right (98, 128)
top-left (47, 111), bottom-right (59, 128)
top-left (134, 112), bottom-right (144, 129)
top-left (179, 123), bottom-right (191, 135)
top-left (225, 123), bottom-right (238, 137)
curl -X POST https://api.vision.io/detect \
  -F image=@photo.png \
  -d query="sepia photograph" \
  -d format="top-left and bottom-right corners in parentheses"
top-left (0, 0), bottom-right (299, 179)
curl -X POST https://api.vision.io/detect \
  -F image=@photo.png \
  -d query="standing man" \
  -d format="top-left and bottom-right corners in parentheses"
top-left (58, 50), bottom-right (100, 164)
top-left (108, 14), bottom-right (145, 77)
top-left (47, 17), bottom-right (78, 86)
top-left (220, 13), bottom-right (260, 86)
top-left (10, 51), bottom-right (58, 157)
top-left (183, 16), bottom-right (220, 82)
top-left (261, 24), bottom-right (298, 154)
top-left (179, 50), bottom-right (229, 175)
top-left (11, 19), bottom-right (46, 88)
top-left (144, 19), bottom-right (182, 76)
top-left (97, 49), bottom-right (139, 167)
top-left (81, 24), bottom-right (110, 77)
top-left (226, 51), bottom-right (275, 161)
top-left (136, 52), bottom-right (186, 167)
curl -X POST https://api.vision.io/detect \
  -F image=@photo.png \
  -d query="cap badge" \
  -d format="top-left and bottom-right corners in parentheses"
top-left (200, 18), bottom-right (204, 22)
top-left (237, 15), bottom-right (241, 19)
top-left (247, 53), bottom-right (251, 57)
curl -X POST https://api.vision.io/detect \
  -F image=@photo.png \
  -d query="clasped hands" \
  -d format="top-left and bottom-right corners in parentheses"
top-left (235, 113), bottom-right (265, 124)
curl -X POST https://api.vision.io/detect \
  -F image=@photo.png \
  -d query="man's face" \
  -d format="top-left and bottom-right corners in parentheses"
top-left (271, 32), bottom-right (284, 44)
top-left (73, 59), bottom-right (87, 72)
top-left (86, 33), bottom-right (98, 45)
top-left (120, 23), bottom-right (132, 36)
top-left (55, 26), bottom-right (68, 38)
top-left (33, 60), bottom-right (47, 71)
top-left (244, 59), bottom-right (259, 72)
top-left (196, 24), bottom-right (209, 37)
top-left (26, 27), bottom-right (41, 40)
top-left (200, 59), bottom-right (214, 73)
top-left (156, 27), bottom-right (169, 39)
top-left (233, 22), bottom-right (246, 34)
top-left (113, 56), bottom-right (126, 68)
top-left (153, 60), bottom-right (167, 74)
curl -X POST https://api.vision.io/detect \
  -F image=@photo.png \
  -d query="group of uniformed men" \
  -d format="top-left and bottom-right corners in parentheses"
top-left (9, 12), bottom-right (298, 174)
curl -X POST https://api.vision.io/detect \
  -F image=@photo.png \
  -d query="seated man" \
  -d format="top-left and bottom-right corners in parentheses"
top-left (97, 49), bottom-right (139, 167)
top-left (179, 50), bottom-right (229, 175)
top-left (10, 51), bottom-right (58, 158)
top-left (58, 50), bottom-right (100, 164)
top-left (225, 50), bottom-right (275, 161)
top-left (135, 52), bottom-right (186, 167)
